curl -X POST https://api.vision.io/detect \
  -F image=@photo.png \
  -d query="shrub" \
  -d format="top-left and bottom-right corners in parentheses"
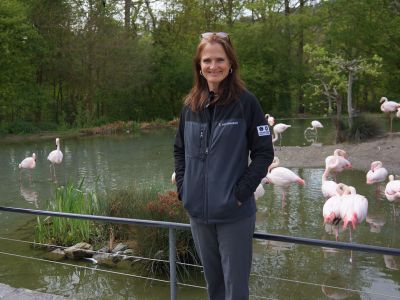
top-left (345, 114), bottom-right (384, 142)
top-left (6, 121), bottom-right (39, 134)
top-left (103, 187), bottom-right (198, 276)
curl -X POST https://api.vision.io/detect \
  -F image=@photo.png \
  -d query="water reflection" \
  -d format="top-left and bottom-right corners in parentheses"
top-left (321, 272), bottom-right (354, 299)
top-left (383, 255), bottom-right (399, 270)
top-left (19, 185), bottom-right (39, 208)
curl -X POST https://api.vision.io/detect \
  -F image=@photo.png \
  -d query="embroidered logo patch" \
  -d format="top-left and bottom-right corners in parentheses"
top-left (257, 125), bottom-right (270, 136)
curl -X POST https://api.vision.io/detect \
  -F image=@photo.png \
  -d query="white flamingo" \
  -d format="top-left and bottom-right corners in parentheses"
top-left (323, 183), bottom-right (347, 241)
top-left (380, 96), bottom-right (400, 133)
top-left (384, 175), bottom-right (400, 216)
top-left (19, 153), bottom-right (36, 182)
top-left (366, 161), bottom-right (388, 196)
top-left (265, 156), bottom-right (305, 207)
top-left (324, 149), bottom-right (352, 181)
top-left (254, 178), bottom-right (267, 200)
top-left (272, 123), bottom-right (291, 150)
top-left (265, 114), bottom-right (275, 127)
top-left (305, 120), bottom-right (324, 134)
top-left (171, 171), bottom-right (176, 184)
top-left (47, 138), bottom-right (63, 182)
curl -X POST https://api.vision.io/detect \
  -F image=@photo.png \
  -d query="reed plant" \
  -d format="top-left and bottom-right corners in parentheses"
top-left (35, 180), bottom-right (101, 246)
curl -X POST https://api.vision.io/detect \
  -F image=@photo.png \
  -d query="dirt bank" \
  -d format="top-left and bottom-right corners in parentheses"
top-left (276, 133), bottom-right (400, 174)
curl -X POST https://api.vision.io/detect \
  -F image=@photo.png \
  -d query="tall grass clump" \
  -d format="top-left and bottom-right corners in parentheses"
top-left (345, 114), bottom-right (384, 142)
top-left (104, 187), bottom-right (198, 276)
top-left (35, 180), bottom-right (101, 246)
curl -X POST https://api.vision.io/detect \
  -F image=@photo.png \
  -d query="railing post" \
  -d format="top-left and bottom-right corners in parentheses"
top-left (169, 228), bottom-right (177, 300)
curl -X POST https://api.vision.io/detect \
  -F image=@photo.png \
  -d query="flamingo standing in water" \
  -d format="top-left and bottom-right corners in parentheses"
top-left (340, 186), bottom-right (368, 239)
top-left (325, 149), bottom-right (352, 181)
top-left (265, 114), bottom-right (275, 127)
top-left (264, 156), bottom-right (305, 207)
top-left (380, 96), bottom-right (400, 133)
top-left (323, 183), bottom-right (347, 240)
top-left (384, 175), bottom-right (400, 216)
top-left (304, 120), bottom-right (324, 135)
top-left (366, 161), bottom-right (388, 195)
top-left (19, 153), bottom-right (36, 182)
top-left (47, 138), bottom-right (63, 182)
top-left (272, 123), bottom-right (291, 150)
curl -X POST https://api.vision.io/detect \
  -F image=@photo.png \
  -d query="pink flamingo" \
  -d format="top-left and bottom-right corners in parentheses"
top-left (47, 138), bottom-right (63, 182)
top-left (272, 123), bottom-right (291, 150)
top-left (384, 175), bottom-right (400, 216)
top-left (323, 183), bottom-right (347, 241)
top-left (325, 149), bottom-right (352, 181)
top-left (340, 186), bottom-right (368, 239)
top-left (265, 156), bottom-right (305, 207)
top-left (321, 155), bottom-right (341, 199)
top-left (380, 96), bottom-right (400, 133)
top-left (19, 153), bottom-right (36, 182)
top-left (366, 161), bottom-right (388, 196)
top-left (339, 185), bottom-right (368, 263)
top-left (265, 114), bottom-right (275, 127)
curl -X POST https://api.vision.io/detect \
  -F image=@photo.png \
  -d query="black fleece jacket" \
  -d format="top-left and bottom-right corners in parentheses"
top-left (173, 90), bottom-right (274, 224)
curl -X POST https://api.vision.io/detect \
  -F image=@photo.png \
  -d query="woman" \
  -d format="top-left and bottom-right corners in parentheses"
top-left (173, 32), bottom-right (274, 300)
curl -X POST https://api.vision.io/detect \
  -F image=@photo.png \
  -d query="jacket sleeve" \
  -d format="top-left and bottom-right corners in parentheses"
top-left (173, 108), bottom-right (186, 200)
top-left (234, 93), bottom-right (274, 202)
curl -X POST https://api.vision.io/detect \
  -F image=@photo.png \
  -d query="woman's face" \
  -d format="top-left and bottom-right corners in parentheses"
top-left (200, 42), bottom-right (231, 92)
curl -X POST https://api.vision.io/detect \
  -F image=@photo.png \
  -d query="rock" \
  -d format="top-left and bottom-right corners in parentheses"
top-left (112, 243), bottom-right (128, 253)
top-left (46, 248), bottom-right (66, 261)
top-left (64, 242), bottom-right (93, 260)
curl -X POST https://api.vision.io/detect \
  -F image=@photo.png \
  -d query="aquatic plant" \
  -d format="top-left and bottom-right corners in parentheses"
top-left (35, 180), bottom-right (100, 246)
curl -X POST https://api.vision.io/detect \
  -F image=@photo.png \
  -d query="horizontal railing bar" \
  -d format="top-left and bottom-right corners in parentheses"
top-left (1, 206), bottom-right (399, 256)
top-left (253, 232), bottom-right (400, 256)
top-left (0, 206), bottom-right (190, 230)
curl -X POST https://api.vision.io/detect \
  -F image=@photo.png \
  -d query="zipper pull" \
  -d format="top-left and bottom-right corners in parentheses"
top-left (205, 147), bottom-right (209, 155)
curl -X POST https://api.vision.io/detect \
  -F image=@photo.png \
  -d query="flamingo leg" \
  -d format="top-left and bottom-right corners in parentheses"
top-left (390, 113), bottom-right (394, 133)
top-left (349, 227), bottom-right (353, 263)
top-left (281, 191), bottom-right (286, 208)
top-left (279, 134), bottom-right (282, 150)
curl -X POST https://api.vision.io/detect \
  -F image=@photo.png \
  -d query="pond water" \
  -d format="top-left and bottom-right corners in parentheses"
top-left (0, 118), bottom-right (399, 299)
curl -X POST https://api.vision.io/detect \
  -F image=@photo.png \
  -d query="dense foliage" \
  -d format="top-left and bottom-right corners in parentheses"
top-left (1, 0), bottom-right (399, 128)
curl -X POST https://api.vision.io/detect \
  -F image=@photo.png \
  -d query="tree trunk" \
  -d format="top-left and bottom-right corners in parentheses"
top-left (347, 71), bottom-right (354, 128)
top-left (124, 0), bottom-right (131, 30)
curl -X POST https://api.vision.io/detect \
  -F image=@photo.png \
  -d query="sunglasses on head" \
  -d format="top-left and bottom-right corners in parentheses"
top-left (201, 32), bottom-right (230, 41)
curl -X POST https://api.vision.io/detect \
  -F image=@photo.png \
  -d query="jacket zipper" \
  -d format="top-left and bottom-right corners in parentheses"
top-left (204, 105), bottom-right (217, 222)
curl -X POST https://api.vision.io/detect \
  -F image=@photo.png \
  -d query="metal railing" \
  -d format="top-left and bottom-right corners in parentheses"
top-left (1, 206), bottom-right (400, 299)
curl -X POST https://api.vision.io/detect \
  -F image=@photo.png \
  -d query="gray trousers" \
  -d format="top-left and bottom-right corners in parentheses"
top-left (190, 214), bottom-right (256, 300)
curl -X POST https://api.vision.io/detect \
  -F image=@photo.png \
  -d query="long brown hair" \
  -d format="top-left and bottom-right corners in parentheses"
top-left (184, 34), bottom-right (245, 112)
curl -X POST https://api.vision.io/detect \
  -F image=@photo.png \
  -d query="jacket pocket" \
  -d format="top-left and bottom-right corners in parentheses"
top-left (184, 122), bottom-right (207, 159)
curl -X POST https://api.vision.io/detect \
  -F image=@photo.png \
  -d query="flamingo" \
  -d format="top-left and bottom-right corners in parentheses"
top-left (19, 153), bottom-right (36, 182)
top-left (323, 183), bottom-right (347, 241)
top-left (340, 186), bottom-right (368, 239)
top-left (254, 178), bottom-right (267, 200)
top-left (384, 175), bottom-right (400, 216)
top-left (380, 96), bottom-right (400, 133)
top-left (264, 156), bottom-right (305, 207)
top-left (265, 114), bottom-right (275, 127)
top-left (47, 137), bottom-right (63, 182)
top-left (272, 123), bottom-right (291, 150)
top-left (304, 120), bottom-right (324, 135)
top-left (366, 161), bottom-right (388, 196)
top-left (171, 171), bottom-right (176, 184)
top-left (321, 155), bottom-right (340, 199)
top-left (397, 107), bottom-right (400, 119)
top-left (324, 149), bottom-right (352, 181)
